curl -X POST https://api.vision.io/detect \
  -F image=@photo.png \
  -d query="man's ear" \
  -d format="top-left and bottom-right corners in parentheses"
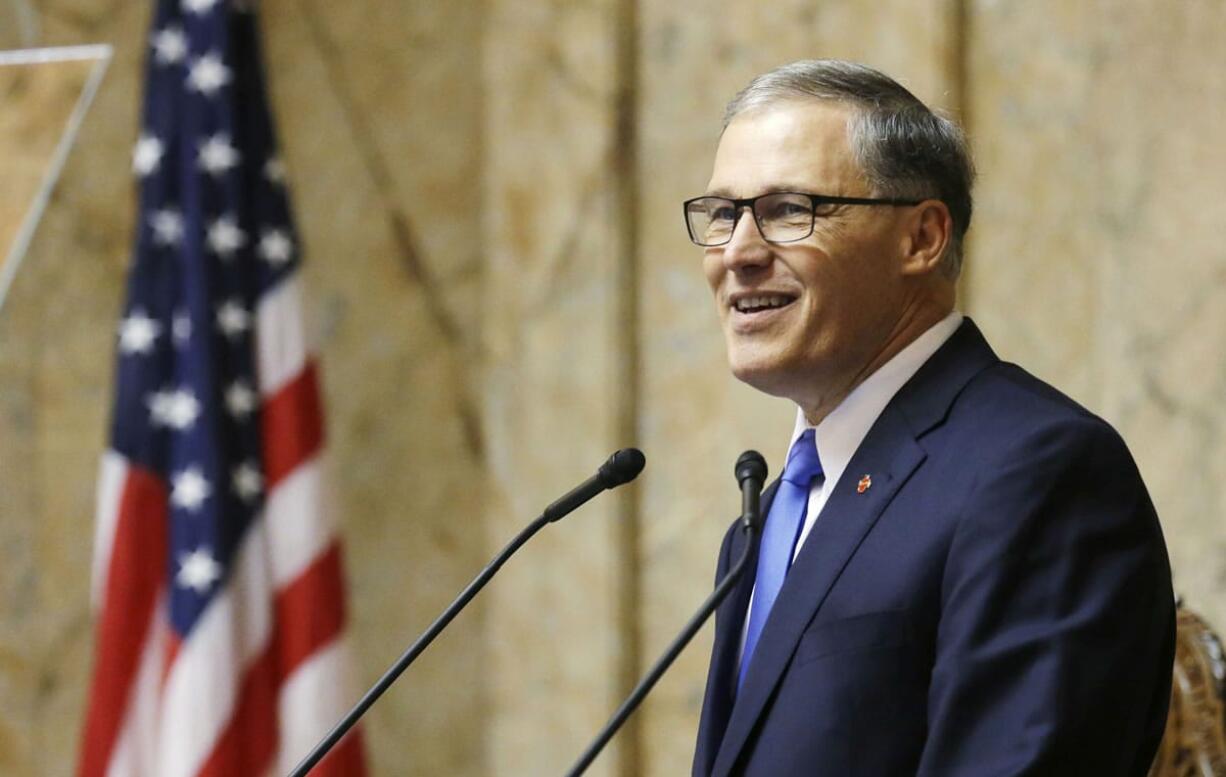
top-left (900, 200), bottom-right (953, 275)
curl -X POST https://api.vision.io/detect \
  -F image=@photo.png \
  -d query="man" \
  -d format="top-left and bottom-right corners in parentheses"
top-left (689, 60), bottom-right (1174, 776)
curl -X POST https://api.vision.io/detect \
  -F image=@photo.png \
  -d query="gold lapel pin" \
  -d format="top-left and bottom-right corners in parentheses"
top-left (857, 474), bottom-right (872, 494)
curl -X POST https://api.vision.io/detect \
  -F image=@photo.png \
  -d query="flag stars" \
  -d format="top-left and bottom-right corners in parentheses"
top-left (198, 134), bottom-right (240, 177)
top-left (216, 300), bottom-right (252, 340)
top-left (150, 26), bottom-right (187, 66)
top-left (263, 156), bottom-right (286, 185)
top-left (186, 53), bottom-right (232, 97)
top-left (225, 380), bottom-right (258, 419)
top-left (232, 461), bottom-right (263, 502)
top-left (258, 228), bottom-right (294, 266)
top-left (172, 310), bottom-right (192, 345)
top-left (171, 466), bottom-right (212, 512)
top-left (207, 215), bottom-right (247, 259)
top-left (149, 208), bottom-right (184, 247)
top-left (148, 388), bottom-right (201, 430)
top-left (118, 309), bottom-right (161, 355)
top-left (132, 134), bottom-right (164, 177)
top-left (176, 547), bottom-right (221, 593)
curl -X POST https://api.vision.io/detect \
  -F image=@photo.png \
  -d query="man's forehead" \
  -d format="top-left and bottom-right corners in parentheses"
top-left (705, 100), bottom-right (861, 196)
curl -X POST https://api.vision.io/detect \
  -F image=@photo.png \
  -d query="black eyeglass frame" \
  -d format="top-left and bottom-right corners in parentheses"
top-left (682, 191), bottom-right (926, 247)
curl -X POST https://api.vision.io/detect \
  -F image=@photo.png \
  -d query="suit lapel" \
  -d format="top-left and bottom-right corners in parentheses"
top-left (708, 318), bottom-right (999, 777)
top-left (711, 406), bottom-right (926, 776)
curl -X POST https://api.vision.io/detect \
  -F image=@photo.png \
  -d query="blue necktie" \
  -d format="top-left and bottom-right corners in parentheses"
top-left (738, 428), bottom-right (824, 688)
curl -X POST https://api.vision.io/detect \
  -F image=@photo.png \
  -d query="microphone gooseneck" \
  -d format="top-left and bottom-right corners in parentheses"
top-left (289, 448), bottom-right (646, 777)
top-left (564, 450), bottom-right (768, 777)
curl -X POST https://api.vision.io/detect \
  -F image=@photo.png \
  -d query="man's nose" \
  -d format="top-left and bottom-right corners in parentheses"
top-left (721, 207), bottom-right (772, 271)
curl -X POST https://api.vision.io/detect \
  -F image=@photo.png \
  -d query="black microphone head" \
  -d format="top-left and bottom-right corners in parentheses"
top-left (735, 450), bottom-right (767, 486)
top-left (598, 447), bottom-right (646, 488)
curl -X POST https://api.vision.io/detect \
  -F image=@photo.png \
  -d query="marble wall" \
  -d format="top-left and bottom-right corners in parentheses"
top-left (2, 1), bottom-right (1225, 775)
top-left (0, 0), bottom-right (36, 49)
top-left (966, 0), bottom-right (1226, 640)
top-left (482, 0), bottom-right (637, 774)
top-left (0, 4), bottom-right (145, 773)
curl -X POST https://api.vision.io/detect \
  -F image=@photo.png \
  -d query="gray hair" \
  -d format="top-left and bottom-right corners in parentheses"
top-left (724, 60), bottom-right (974, 278)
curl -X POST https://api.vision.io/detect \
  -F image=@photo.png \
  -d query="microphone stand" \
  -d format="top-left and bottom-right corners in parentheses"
top-left (563, 451), bottom-right (767, 777)
top-left (289, 449), bottom-right (645, 777)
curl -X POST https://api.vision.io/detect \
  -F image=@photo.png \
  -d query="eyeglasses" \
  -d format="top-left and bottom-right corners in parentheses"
top-left (682, 191), bottom-right (924, 247)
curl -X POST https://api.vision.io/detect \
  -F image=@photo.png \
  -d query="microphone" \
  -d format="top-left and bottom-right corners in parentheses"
top-left (289, 448), bottom-right (646, 777)
top-left (735, 449), bottom-right (767, 531)
top-left (545, 447), bottom-right (645, 522)
top-left (564, 450), bottom-right (768, 777)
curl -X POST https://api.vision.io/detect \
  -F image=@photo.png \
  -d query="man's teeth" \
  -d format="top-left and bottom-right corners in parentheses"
top-left (734, 295), bottom-right (791, 312)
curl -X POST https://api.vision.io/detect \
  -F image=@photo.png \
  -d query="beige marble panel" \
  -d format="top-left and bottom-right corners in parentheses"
top-left (291, 0), bottom-right (486, 339)
top-left (482, 0), bottom-right (633, 774)
top-left (0, 288), bottom-right (43, 775)
top-left (963, 0), bottom-right (1102, 404)
top-left (1090, 3), bottom-right (1226, 635)
top-left (0, 0), bottom-right (36, 48)
top-left (1, 4), bottom-right (19, 48)
top-left (636, 3), bottom-right (960, 773)
top-left (967, 0), bottom-right (1226, 633)
top-left (0, 5), bottom-right (147, 775)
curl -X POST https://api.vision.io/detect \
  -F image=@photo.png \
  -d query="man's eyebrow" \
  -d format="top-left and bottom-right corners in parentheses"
top-left (702, 184), bottom-right (822, 198)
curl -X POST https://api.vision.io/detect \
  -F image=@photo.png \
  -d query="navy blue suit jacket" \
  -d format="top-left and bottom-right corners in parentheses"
top-left (693, 319), bottom-right (1175, 777)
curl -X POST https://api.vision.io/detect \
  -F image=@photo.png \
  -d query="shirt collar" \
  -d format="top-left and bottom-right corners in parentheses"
top-left (788, 311), bottom-right (963, 492)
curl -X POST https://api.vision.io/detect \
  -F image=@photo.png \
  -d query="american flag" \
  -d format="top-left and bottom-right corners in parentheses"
top-left (78, 1), bottom-right (367, 775)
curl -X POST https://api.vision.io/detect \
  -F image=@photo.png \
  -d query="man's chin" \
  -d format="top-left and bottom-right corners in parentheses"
top-left (727, 355), bottom-right (796, 399)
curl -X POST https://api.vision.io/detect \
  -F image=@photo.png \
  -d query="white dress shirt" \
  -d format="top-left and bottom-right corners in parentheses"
top-left (739, 311), bottom-right (963, 659)
top-left (787, 311), bottom-right (963, 560)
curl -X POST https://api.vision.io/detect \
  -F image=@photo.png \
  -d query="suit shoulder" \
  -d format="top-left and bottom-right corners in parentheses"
top-left (956, 361), bottom-right (1124, 443)
top-left (935, 361), bottom-right (1145, 488)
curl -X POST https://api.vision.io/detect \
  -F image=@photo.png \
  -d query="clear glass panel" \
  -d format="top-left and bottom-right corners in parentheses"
top-left (0, 45), bottom-right (112, 315)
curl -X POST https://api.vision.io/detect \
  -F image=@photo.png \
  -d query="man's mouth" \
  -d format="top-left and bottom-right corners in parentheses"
top-left (731, 294), bottom-right (797, 314)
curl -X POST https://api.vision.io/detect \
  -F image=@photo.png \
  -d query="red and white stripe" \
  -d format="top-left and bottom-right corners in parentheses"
top-left (79, 276), bottom-right (367, 777)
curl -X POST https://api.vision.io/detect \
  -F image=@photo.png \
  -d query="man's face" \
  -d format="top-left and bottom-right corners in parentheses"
top-left (702, 100), bottom-right (914, 407)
